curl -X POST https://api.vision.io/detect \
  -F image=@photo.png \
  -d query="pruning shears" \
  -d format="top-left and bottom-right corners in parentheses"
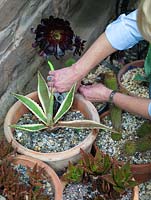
top-left (48, 60), bottom-right (66, 104)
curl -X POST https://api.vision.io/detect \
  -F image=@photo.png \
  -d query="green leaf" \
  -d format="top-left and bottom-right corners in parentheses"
top-left (56, 120), bottom-right (117, 133)
top-left (144, 44), bottom-right (151, 77)
top-left (12, 93), bottom-right (47, 125)
top-left (10, 124), bottom-right (46, 132)
top-left (53, 84), bottom-right (76, 123)
top-left (133, 73), bottom-right (148, 82)
top-left (101, 174), bottom-right (116, 186)
top-left (47, 89), bottom-right (54, 125)
top-left (38, 72), bottom-right (51, 115)
top-left (65, 58), bottom-right (76, 67)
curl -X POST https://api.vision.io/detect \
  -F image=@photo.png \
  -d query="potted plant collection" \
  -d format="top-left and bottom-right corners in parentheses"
top-left (62, 145), bottom-right (139, 200)
top-left (4, 72), bottom-right (115, 171)
top-left (0, 138), bottom-right (63, 200)
top-left (3, 14), bottom-right (151, 199)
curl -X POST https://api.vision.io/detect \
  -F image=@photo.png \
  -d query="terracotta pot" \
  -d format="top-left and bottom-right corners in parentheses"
top-left (117, 60), bottom-right (144, 95)
top-left (99, 111), bottom-right (151, 184)
top-left (9, 155), bottom-right (63, 200)
top-left (4, 92), bottom-right (100, 172)
top-left (62, 174), bottom-right (139, 200)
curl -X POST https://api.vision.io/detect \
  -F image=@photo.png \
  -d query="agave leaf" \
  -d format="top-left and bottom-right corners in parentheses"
top-left (38, 72), bottom-right (51, 115)
top-left (47, 89), bottom-right (54, 125)
top-left (53, 84), bottom-right (76, 124)
top-left (13, 93), bottom-right (47, 125)
top-left (144, 44), bottom-right (151, 77)
top-left (10, 124), bottom-right (46, 132)
top-left (56, 120), bottom-right (117, 133)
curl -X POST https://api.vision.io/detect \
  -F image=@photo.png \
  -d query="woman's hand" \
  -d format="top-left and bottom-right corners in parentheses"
top-left (47, 65), bottom-right (83, 92)
top-left (79, 83), bottom-right (112, 102)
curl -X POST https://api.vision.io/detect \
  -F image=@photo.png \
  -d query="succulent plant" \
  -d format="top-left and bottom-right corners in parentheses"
top-left (0, 138), bottom-right (51, 200)
top-left (11, 72), bottom-right (116, 133)
top-left (62, 160), bottom-right (84, 183)
top-left (31, 16), bottom-right (86, 59)
top-left (62, 145), bottom-right (137, 199)
top-left (124, 135), bottom-right (151, 155)
top-left (0, 138), bottom-right (13, 161)
top-left (136, 121), bottom-right (151, 138)
top-left (104, 72), bottom-right (122, 141)
top-left (80, 147), bottom-right (112, 175)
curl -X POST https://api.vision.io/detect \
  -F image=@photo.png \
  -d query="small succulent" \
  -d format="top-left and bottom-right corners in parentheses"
top-left (0, 138), bottom-right (13, 161)
top-left (62, 160), bottom-right (84, 183)
top-left (11, 72), bottom-right (116, 133)
top-left (80, 147), bottom-right (112, 175)
top-left (31, 16), bottom-right (86, 59)
top-left (124, 135), bottom-right (151, 155)
top-left (0, 159), bottom-right (50, 200)
top-left (62, 146), bottom-right (137, 200)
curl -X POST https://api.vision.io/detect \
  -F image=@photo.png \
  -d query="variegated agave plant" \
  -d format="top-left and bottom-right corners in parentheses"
top-left (11, 72), bottom-right (115, 133)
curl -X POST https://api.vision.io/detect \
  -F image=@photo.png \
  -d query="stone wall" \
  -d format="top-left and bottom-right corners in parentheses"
top-left (0, 0), bottom-right (116, 127)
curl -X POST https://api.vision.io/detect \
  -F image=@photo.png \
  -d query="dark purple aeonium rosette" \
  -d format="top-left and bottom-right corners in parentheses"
top-left (31, 16), bottom-right (86, 59)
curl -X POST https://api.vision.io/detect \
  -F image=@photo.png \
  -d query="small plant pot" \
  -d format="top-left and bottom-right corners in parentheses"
top-left (98, 112), bottom-right (151, 185)
top-left (4, 92), bottom-right (100, 172)
top-left (117, 60), bottom-right (145, 96)
top-left (8, 155), bottom-right (63, 200)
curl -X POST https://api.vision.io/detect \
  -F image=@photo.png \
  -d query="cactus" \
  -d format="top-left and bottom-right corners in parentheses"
top-left (124, 135), bottom-right (151, 155)
top-left (136, 121), bottom-right (151, 138)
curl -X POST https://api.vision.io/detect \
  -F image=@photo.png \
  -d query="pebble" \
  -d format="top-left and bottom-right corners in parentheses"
top-left (121, 67), bottom-right (149, 98)
top-left (14, 111), bottom-right (91, 153)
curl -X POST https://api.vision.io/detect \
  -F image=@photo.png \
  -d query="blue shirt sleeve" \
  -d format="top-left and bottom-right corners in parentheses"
top-left (105, 10), bottom-right (144, 50)
top-left (148, 102), bottom-right (151, 117)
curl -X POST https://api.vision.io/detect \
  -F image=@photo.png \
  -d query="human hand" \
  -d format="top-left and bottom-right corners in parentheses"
top-left (47, 65), bottom-right (83, 92)
top-left (78, 83), bottom-right (112, 102)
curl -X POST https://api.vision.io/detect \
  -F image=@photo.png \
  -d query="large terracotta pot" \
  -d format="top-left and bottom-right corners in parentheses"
top-left (4, 92), bottom-right (100, 172)
top-left (10, 155), bottom-right (63, 200)
top-left (117, 60), bottom-right (144, 96)
top-left (99, 111), bottom-right (151, 184)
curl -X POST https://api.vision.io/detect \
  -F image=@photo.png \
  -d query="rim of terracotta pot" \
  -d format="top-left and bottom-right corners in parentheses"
top-left (99, 111), bottom-right (151, 184)
top-left (9, 154), bottom-right (63, 200)
top-left (117, 60), bottom-right (144, 96)
top-left (4, 92), bottom-right (99, 163)
top-left (133, 185), bottom-right (139, 200)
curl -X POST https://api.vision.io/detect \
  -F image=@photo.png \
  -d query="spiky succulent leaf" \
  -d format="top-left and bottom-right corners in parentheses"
top-left (144, 44), bottom-right (151, 77)
top-left (10, 124), bottom-right (46, 132)
top-left (56, 120), bottom-right (117, 133)
top-left (53, 84), bottom-right (76, 123)
top-left (38, 71), bottom-right (51, 115)
top-left (102, 154), bottom-right (112, 174)
top-left (101, 174), bottom-right (116, 186)
top-left (63, 161), bottom-right (83, 183)
top-left (13, 93), bottom-right (47, 125)
top-left (47, 89), bottom-right (54, 125)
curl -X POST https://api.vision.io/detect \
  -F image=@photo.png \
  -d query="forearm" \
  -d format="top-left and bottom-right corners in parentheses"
top-left (73, 33), bottom-right (117, 78)
top-left (112, 92), bottom-right (151, 119)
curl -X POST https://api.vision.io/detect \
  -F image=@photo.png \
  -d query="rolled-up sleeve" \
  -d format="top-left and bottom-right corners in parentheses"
top-left (148, 102), bottom-right (151, 117)
top-left (105, 10), bottom-right (144, 50)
